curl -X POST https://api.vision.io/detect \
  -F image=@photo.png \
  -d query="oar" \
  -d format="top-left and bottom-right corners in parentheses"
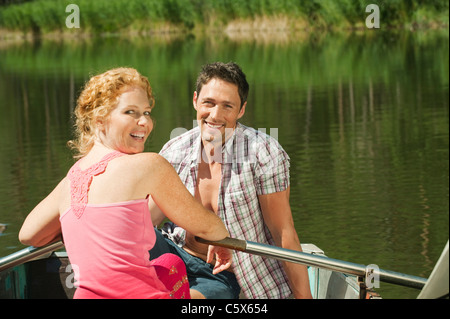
top-left (196, 236), bottom-right (427, 290)
top-left (0, 240), bottom-right (64, 272)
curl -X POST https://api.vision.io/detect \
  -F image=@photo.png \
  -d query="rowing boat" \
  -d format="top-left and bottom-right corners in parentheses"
top-left (0, 242), bottom-right (371, 299)
top-left (0, 242), bottom-right (368, 299)
top-left (0, 239), bottom-right (437, 299)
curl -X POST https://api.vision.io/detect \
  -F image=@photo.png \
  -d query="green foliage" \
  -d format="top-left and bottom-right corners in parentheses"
top-left (0, 0), bottom-right (448, 34)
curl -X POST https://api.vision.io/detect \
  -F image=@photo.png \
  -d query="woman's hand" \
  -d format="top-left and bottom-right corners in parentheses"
top-left (207, 245), bottom-right (233, 274)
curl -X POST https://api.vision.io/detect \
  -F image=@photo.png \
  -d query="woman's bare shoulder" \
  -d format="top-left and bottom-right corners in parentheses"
top-left (116, 152), bottom-right (172, 172)
top-left (129, 152), bottom-right (167, 163)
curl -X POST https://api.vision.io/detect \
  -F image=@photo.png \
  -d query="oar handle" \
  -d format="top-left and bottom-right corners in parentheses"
top-left (196, 236), bottom-right (428, 290)
top-left (195, 236), bottom-right (247, 252)
top-left (0, 240), bottom-right (64, 272)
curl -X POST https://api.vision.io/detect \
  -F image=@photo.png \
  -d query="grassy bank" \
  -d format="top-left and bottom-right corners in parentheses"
top-left (0, 0), bottom-right (448, 38)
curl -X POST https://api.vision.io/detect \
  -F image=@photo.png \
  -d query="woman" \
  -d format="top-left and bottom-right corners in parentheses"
top-left (19, 67), bottom-right (232, 299)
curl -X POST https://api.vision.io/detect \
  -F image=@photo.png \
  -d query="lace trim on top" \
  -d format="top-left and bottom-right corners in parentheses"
top-left (68, 151), bottom-right (125, 219)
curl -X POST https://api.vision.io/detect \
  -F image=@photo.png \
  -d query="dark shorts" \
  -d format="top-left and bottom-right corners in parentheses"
top-left (150, 229), bottom-right (241, 299)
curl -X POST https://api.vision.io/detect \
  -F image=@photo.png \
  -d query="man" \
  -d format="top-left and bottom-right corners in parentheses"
top-left (150, 62), bottom-right (312, 299)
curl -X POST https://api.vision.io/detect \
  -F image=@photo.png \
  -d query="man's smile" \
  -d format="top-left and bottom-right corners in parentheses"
top-left (204, 120), bottom-right (224, 129)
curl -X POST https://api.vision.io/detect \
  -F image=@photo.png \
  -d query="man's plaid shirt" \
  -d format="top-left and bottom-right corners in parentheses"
top-left (159, 122), bottom-right (292, 299)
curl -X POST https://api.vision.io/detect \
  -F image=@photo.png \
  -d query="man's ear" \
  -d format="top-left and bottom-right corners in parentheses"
top-left (237, 101), bottom-right (247, 120)
top-left (193, 91), bottom-right (198, 111)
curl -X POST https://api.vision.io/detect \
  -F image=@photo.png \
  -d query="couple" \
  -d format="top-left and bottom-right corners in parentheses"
top-left (19, 62), bottom-right (312, 299)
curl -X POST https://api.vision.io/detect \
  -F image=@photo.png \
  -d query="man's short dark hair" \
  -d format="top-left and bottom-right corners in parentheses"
top-left (196, 62), bottom-right (249, 108)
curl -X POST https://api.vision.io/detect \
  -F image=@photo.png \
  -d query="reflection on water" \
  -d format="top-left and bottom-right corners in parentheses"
top-left (0, 31), bottom-right (448, 298)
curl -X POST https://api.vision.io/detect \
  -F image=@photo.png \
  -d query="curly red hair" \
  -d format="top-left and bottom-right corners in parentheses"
top-left (68, 67), bottom-right (154, 158)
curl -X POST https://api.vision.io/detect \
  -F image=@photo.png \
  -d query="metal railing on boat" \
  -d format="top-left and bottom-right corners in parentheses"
top-left (0, 241), bottom-right (64, 272)
top-left (1, 238), bottom-right (428, 291)
top-left (196, 237), bottom-right (428, 290)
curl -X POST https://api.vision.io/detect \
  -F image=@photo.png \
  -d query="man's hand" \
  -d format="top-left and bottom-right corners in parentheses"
top-left (207, 245), bottom-right (233, 274)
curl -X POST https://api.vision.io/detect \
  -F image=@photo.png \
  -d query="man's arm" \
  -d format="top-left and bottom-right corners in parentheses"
top-left (258, 187), bottom-right (313, 299)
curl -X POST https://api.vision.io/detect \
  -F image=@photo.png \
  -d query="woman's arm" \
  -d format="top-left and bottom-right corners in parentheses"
top-left (148, 196), bottom-right (167, 227)
top-left (145, 154), bottom-right (229, 241)
top-left (19, 179), bottom-right (64, 247)
top-left (143, 153), bottom-right (232, 272)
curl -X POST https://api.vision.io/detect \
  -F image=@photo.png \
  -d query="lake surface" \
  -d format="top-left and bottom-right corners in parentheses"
top-left (0, 30), bottom-right (448, 299)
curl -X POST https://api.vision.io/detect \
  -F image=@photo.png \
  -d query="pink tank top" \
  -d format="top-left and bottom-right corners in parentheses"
top-left (60, 151), bottom-right (170, 299)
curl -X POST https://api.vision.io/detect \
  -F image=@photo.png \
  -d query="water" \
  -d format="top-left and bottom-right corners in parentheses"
top-left (0, 31), bottom-right (448, 299)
